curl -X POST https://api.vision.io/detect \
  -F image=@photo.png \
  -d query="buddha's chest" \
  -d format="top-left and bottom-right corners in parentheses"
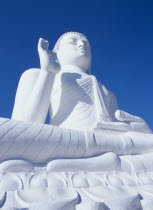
top-left (52, 72), bottom-right (93, 97)
top-left (51, 72), bottom-right (94, 116)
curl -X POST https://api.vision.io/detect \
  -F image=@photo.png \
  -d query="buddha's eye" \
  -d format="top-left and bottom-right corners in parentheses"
top-left (67, 39), bottom-right (77, 45)
top-left (69, 42), bottom-right (77, 45)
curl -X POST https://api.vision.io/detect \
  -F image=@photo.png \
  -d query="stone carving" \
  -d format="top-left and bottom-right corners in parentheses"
top-left (0, 32), bottom-right (153, 209)
top-left (11, 32), bottom-right (151, 134)
top-left (0, 160), bottom-right (153, 209)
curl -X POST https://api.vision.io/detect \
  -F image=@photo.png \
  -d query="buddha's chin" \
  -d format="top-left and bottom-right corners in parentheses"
top-left (77, 50), bottom-right (87, 56)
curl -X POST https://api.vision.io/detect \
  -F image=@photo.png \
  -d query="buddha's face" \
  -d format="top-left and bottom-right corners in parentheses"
top-left (57, 33), bottom-right (91, 71)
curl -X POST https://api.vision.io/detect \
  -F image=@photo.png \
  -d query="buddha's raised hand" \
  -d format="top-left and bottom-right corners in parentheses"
top-left (38, 38), bottom-right (59, 73)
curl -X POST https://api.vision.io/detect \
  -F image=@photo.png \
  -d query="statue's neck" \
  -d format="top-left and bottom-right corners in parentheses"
top-left (61, 65), bottom-right (87, 74)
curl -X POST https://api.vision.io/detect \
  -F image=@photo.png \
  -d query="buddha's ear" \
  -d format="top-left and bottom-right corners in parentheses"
top-left (51, 50), bottom-right (58, 62)
top-left (49, 50), bottom-right (58, 63)
top-left (51, 50), bottom-right (61, 70)
top-left (87, 66), bottom-right (91, 75)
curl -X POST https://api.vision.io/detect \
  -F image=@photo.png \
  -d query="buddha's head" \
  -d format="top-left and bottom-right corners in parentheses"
top-left (53, 32), bottom-right (91, 72)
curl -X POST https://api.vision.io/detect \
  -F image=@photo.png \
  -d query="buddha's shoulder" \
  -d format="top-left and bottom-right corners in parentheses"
top-left (18, 68), bottom-right (41, 83)
top-left (21, 68), bottom-right (41, 78)
top-left (15, 69), bottom-right (42, 89)
top-left (91, 75), bottom-right (114, 98)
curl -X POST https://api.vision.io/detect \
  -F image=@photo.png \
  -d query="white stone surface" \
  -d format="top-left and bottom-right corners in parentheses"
top-left (0, 118), bottom-right (152, 208)
top-left (0, 164), bottom-right (153, 209)
top-left (1, 31), bottom-right (152, 209)
top-left (11, 32), bottom-right (152, 134)
top-left (0, 118), bottom-right (153, 164)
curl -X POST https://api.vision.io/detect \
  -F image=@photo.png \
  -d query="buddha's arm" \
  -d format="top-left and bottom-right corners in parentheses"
top-left (12, 38), bottom-right (60, 124)
top-left (93, 79), bottom-right (152, 134)
top-left (12, 68), bottom-right (55, 123)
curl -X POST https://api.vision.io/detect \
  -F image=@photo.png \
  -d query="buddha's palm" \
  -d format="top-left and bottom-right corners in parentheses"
top-left (38, 38), bottom-right (58, 72)
top-left (95, 110), bottom-right (152, 134)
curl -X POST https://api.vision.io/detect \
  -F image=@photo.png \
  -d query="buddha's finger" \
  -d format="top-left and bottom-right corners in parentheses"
top-left (38, 38), bottom-right (42, 49)
top-left (38, 38), bottom-right (45, 50)
top-left (44, 40), bottom-right (49, 49)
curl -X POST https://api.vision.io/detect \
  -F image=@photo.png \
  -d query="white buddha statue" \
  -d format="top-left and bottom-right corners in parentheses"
top-left (1, 32), bottom-right (153, 209)
top-left (11, 32), bottom-right (152, 135)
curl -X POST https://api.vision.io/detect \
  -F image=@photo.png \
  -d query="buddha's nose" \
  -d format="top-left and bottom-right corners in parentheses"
top-left (77, 40), bottom-right (85, 48)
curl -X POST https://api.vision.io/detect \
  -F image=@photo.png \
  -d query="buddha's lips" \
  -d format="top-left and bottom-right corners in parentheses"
top-left (78, 49), bottom-right (86, 53)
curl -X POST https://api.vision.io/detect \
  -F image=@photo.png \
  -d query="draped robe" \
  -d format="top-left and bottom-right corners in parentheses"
top-left (50, 70), bottom-right (118, 130)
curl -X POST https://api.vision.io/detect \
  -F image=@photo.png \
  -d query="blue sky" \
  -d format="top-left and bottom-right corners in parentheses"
top-left (0, 0), bottom-right (153, 129)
